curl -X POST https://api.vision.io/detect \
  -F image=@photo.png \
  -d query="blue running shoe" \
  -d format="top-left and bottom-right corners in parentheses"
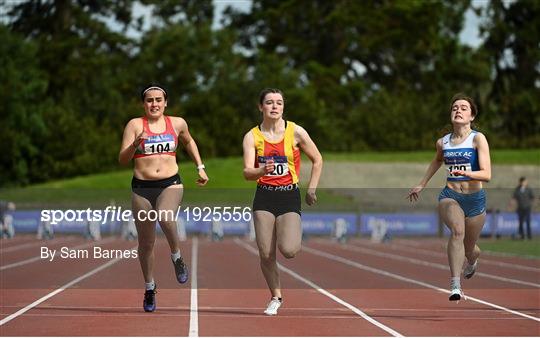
top-left (143, 286), bottom-right (157, 312)
top-left (173, 257), bottom-right (189, 284)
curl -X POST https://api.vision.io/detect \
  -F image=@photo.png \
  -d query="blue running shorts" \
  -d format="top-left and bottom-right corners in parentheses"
top-left (438, 186), bottom-right (486, 218)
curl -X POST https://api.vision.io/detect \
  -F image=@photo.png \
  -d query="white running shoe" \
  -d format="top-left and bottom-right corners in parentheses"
top-left (263, 297), bottom-right (282, 316)
top-left (464, 260), bottom-right (478, 279)
top-left (449, 288), bottom-right (464, 301)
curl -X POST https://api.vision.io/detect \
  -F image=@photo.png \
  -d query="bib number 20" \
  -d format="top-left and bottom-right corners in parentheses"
top-left (259, 156), bottom-right (289, 177)
top-left (269, 163), bottom-right (286, 176)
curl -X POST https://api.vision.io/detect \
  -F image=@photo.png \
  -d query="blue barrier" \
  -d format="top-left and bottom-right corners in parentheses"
top-left (301, 213), bottom-right (357, 235)
top-left (10, 211), bottom-right (41, 232)
top-left (9, 210), bottom-right (121, 234)
top-left (8, 210), bottom-right (539, 237)
top-left (438, 212), bottom-right (540, 237)
top-left (360, 213), bottom-right (439, 236)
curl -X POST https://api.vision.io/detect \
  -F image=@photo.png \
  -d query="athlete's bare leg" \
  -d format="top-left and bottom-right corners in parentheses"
top-left (464, 213), bottom-right (485, 264)
top-left (254, 210), bottom-right (280, 298)
top-left (276, 212), bottom-right (302, 258)
top-left (439, 198), bottom-right (466, 278)
top-left (155, 184), bottom-right (183, 254)
top-left (132, 193), bottom-right (156, 283)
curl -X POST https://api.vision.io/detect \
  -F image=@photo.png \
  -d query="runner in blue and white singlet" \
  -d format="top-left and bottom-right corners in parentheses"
top-left (408, 93), bottom-right (492, 302)
top-left (442, 131), bottom-right (480, 182)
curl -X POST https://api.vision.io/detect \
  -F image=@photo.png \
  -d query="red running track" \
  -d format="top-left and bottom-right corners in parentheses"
top-left (0, 235), bottom-right (538, 336)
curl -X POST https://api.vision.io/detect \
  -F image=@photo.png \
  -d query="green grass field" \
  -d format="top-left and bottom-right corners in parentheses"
top-left (0, 148), bottom-right (537, 212)
top-left (32, 157), bottom-right (250, 189)
top-left (0, 156), bottom-right (354, 209)
top-left (1, 149), bottom-right (538, 257)
top-left (478, 238), bottom-right (540, 258)
top-left (322, 149), bottom-right (540, 165)
top-left (11, 148), bottom-right (540, 191)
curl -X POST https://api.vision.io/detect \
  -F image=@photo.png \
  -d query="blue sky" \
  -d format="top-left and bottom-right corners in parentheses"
top-left (131, 0), bottom-right (485, 48)
top-left (0, 0), bottom-right (485, 48)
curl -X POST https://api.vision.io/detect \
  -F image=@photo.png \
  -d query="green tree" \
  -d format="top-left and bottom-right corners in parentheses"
top-left (226, 0), bottom-right (486, 150)
top-left (4, 1), bottom-right (138, 186)
top-left (0, 26), bottom-right (49, 186)
top-left (479, 0), bottom-right (540, 147)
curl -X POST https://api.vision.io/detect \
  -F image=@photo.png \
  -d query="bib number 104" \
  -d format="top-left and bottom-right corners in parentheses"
top-left (145, 142), bottom-right (172, 154)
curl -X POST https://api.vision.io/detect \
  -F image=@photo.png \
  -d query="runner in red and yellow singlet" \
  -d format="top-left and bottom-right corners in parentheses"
top-left (242, 88), bottom-right (323, 316)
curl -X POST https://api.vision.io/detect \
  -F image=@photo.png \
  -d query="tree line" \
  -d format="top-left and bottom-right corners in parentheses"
top-left (1, 0), bottom-right (538, 187)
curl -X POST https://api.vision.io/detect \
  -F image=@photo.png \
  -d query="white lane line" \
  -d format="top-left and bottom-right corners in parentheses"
top-left (0, 237), bottom-right (116, 271)
top-left (0, 236), bottom-right (35, 246)
top-left (234, 238), bottom-right (403, 337)
top-left (0, 245), bottom-right (136, 326)
top-left (0, 313), bottom-right (528, 320)
top-left (326, 241), bottom-right (540, 288)
top-left (0, 237), bottom-right (79, 254)
top-left (355, 240), bottom-right (540, 273)
top-left (188, 237), bottom-right (199, 337)
top-left (303, 245), bottom-right (540, 323)
top-left (5, 305), bottom-right (532, 314)
top-left (392, 238), bottom-right (540, 261)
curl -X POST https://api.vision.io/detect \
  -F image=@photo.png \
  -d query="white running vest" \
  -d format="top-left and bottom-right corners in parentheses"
top-left (442, 131), bottom-right (480, 181)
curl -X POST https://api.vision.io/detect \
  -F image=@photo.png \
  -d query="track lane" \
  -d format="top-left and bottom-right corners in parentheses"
top-left (1, 235), bottom-right (538, 336)
top-left (1, 237), bottom-right (193, 336)
top-left (299, 239), bottom-right (539, 336)
top-left (196, 238), bottom-right (400, 336)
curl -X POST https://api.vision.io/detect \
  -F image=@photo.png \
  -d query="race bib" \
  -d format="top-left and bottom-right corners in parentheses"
top-left (258, 156), bottom-right (289, 177)
top-left (446, 163), bottom-right (472, 178)
top-left (144, 134), bottom-right (175, 154)
top-left (444, 149), bottom-right (474, 180)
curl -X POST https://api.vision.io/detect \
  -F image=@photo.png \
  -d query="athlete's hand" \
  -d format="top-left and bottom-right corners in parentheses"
top-left (306, 188), bottom-right (317, 206)
top-left (407, 185), bottom-right (424, 202)
top-left (132, 130), bottom-right (148, 148)
top-left (196, 169), bottom-right (209, 186)
top-left (450, 169), bottom-right (468, 177)
top-left (263, 159), bottom-right (275, 174)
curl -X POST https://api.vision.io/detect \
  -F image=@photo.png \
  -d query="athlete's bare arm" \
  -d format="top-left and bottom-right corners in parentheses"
top-left (242, 131), bottom-right (273, 180)
top-left (295, 125), bottom-right (323, 205)
top-left (173, 117), bottom-right (208, 186)
top-left (451, 133), bottom-right (491, 182)
top-left (119, 118), bottom-right (145, 166)
top-left (407, 138), bottom-right (444, 202)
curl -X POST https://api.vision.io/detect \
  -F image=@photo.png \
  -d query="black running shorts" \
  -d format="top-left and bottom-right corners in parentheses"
top-left (252, 183), bottom-right (301, 217)
top-left (131, 174), bottom-right (182, 208)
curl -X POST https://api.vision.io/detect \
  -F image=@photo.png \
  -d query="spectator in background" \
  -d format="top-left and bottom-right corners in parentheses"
top-left (121, 216), bottom-right (138, 241)
top-left (37, 217), bottom-right (54, 240)
top-left (511, 177), bottom-right (535, 240)
top-left (333, 217), bottom-right (348, 243)
top-left (1, 202), bottom-right (16, 239)
top-left (85, 220), bottom-right (102, 241)
top-left (0, 201), bottom-right (6, 237)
